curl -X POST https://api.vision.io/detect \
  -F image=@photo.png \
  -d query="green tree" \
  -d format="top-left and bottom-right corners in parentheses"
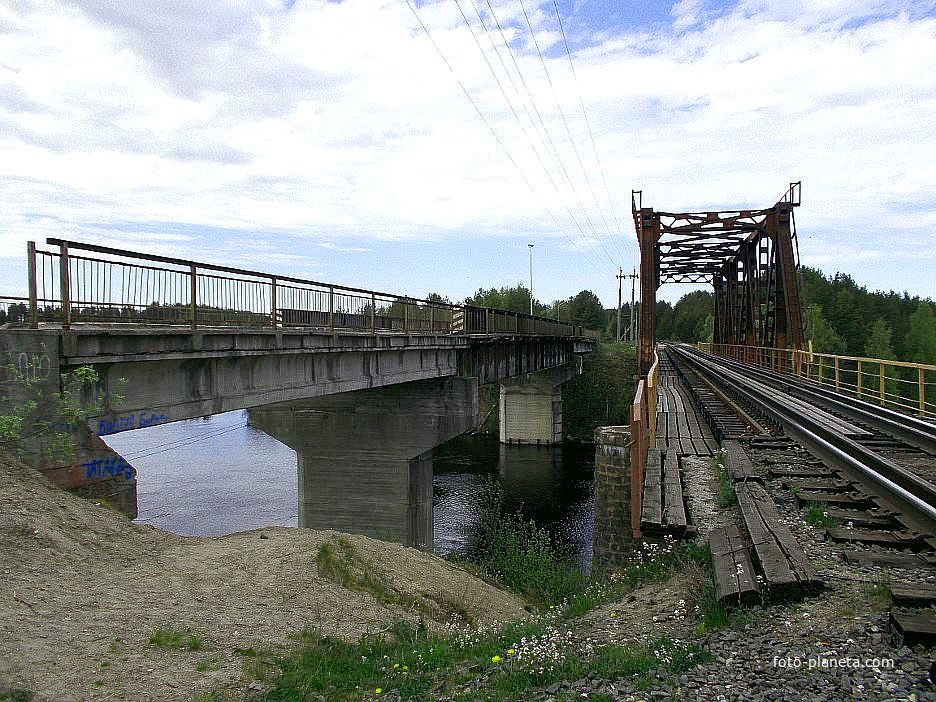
top-left (567, 290), bottom-right (605, 330)
top-left (863, 318), bottom-right (895, 360)
top-left (805, 304), bottom-right (846, 355)
top-left (465, 285), bottom-right (549, 316)
top-left (0, 364), bottom-right (111, 466)
top-left (905, 302), bottom-right (936, 365)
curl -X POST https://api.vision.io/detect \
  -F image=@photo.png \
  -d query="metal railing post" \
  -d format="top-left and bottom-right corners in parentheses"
top-left (857, 359), bottom-right (863, 398)
top-left (818, 356), bottom-right (824, 385)
top-left (370, 293), bottom-right (376, 333)
top-left (429, 305), bottom-right (434, 333)
top-left (189, 264), bottom-right (198, 329)
top-left (879, 363), bottom-right (885, 405)
top-left (27, 241), bottom-right (38, 328)
top-left (403, 299), bottom-right (409, 333)
top-left (328, 286), bottom-right (335, 332)
top-left (59, 241), bottom-right (71, 329)
top-left (834, 357), bottom-right (840, 392)
top-left (920, 368), bottom-right (926, 415)
top-left (270, 277), bottom-right (278, 328)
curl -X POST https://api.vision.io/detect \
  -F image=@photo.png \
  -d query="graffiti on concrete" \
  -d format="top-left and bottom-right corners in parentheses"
top-left (97, 411), bottom-right (169, 435)
top-left (1, 351), bottom-right (52, 383)
top-left (82, 455), bottom-right (134, 482)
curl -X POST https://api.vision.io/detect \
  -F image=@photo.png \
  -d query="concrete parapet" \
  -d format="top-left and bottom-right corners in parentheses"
top-left (592, 426), bottom-right (633, 569)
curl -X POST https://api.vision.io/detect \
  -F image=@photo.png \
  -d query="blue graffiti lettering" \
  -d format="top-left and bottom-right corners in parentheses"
top-left (97, 411), bottom-right (169, 435)
top-left (81, 456), bottom-right (134, 482)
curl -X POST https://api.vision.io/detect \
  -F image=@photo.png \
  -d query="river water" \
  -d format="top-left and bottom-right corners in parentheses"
top-left (104, 410), bottom-right (595, 564)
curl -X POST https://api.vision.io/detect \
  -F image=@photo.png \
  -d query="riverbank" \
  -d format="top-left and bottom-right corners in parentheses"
top-left (0, 454), bottom-right (526, 702)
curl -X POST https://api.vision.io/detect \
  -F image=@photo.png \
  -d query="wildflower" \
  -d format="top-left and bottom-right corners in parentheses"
top-left (507, 648), bottom-right (516, 655)
top-left (492, 655), bottom-right (501, 663)
top-left (375, 688), bottom-right (382, 695)
top-left (393, 663), bottom-right (399, 669)
top-left (402, 665), bottom-right (409, 671)
top-left (609, 612), bottom-right (616, 618)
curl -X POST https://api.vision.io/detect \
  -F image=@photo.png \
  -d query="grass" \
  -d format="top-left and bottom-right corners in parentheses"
top-left (314, 537), bottom-right (441, 618)
top-left (866, 581), bottom-right (893, 611)
top-left (250, 617), bottom-right (709, 702)
top-left (692, 576), bottom-right (754, 636)
top-left (803, 502), bottom-right (837, 528)
top-left (713, 452), bottom-right (736, 507)
top-left (148, 627), bottom-right (206, 651)
top-left (469, 484), bottom-right (587, 607)
top-left (0, 690), bottom-right (32, 702)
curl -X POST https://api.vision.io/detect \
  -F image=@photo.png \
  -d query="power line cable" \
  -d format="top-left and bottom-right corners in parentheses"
top-left (404, 0), bottom-right (613, 275)
top-left (453, 0), bottom-right (612, 274)
top-left (124, 421), bottom-right (249, 461)
top-left (552, 0), bottom-right (636, 261)
top-left (477, 0), bottom-right (616, 270)
top-left (517, 0), bottom-right (621, 267)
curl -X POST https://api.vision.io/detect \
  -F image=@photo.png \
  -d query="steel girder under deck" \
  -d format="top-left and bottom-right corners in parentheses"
top-left (633, 183), bottom-right (805, 377)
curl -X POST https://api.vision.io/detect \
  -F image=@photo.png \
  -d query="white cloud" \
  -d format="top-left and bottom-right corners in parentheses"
top-left (0, 0), bottom-right (934, 301)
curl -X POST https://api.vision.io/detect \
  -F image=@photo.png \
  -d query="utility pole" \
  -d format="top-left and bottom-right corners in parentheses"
top-left (616, 267), bottom-right (623, 342)
top-left (628, 268), bottom-right (638, 342)
top-left (528, 243), bottom-right (534, 316)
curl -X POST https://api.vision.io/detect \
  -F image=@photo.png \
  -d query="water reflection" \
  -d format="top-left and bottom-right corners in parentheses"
top-left (104, 414), bottom-right (595, 568)
top-left (433, 436), bottom-right (594, 568)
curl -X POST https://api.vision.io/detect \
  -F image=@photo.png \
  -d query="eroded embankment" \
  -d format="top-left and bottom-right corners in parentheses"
top-left (0, 455), bottom-right (526, 702)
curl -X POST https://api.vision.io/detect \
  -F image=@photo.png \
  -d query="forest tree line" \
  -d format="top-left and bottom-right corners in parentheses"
top-left (460, 268), bottom-right (935, 364)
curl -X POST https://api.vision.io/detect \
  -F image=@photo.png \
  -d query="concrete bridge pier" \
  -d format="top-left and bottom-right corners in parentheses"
top-left (498, 362), bottom-right (580, 444)
top-left (250, 376), bottom-right (479, 549)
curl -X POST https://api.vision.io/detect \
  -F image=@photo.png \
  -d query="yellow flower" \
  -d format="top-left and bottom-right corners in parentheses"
top-left (393, 664), bottom-right (399, 669)
top-left (507, 648), bottom-right (516, 655)
top-left (375, 689), bottom-right (382, 695)
top-left (491, 655), bottom-right (501, 663)
top-left (402, 665), bottom-right (409, 671)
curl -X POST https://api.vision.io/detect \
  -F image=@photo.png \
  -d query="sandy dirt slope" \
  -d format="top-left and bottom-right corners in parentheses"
top-left (0, 455), bottom-right (526, 702)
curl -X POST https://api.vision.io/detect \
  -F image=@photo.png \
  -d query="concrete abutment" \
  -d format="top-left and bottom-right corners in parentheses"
top-left (498, 362), bottom-right (579, 444)
top-left (250, 376), bottom-right (479, 548)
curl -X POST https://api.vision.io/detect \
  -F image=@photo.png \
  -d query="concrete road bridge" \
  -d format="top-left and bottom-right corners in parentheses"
top-left (0, 239), bottom-right (595, 547)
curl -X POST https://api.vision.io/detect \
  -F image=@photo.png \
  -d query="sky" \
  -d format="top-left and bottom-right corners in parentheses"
top-left (1, 0), bottom-right (935, 307)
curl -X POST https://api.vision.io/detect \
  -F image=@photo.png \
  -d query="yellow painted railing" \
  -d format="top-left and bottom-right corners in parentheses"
top-left (699, 342), bottom-right (935, 418)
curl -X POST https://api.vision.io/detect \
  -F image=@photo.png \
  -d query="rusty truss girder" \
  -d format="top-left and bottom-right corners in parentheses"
top-left (632, 183), bottom-right (805, 376)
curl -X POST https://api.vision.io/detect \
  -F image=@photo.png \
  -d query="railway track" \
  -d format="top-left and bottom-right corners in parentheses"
top-left (670, 344), bottom-right (936, 536)
top-left (665, 344), bottom-right (936, 645)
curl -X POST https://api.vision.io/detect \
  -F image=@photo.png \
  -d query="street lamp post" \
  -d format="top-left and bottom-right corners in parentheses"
top-left (528, 243), bottom-right (534, 316)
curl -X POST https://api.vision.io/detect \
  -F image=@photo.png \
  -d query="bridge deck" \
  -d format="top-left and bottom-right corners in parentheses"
top-left (656, 360), bottom-right (718, 456)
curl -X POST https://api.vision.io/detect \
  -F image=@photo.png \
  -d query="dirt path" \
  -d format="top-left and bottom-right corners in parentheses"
top-left (0, 456), bottom-right (526, 702)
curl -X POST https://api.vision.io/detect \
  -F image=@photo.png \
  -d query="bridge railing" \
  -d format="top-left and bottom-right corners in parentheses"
top-left (629, 347), bottom-right (659, 538)
top-left (11, 240), bottom-right (587, 338)
top-left (701, 342), bottom-right (935, 418)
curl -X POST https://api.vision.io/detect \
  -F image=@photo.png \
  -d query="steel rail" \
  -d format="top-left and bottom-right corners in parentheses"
top-left (692, 346), bottom-right (936, 454)
top-left (671, 346), bottom-right (936, 533)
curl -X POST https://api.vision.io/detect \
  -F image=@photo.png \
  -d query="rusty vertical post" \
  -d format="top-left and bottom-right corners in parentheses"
top-left (637, 208), bottom-right (659, 377)
top-left (772, 203), bottom-right (805, 350)
top-left (189, 264), bottom-right (197, 329)
top-left (27, 241), bottom-right (38, 329)
top-left (59, 241), bottom-right (71, 329)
